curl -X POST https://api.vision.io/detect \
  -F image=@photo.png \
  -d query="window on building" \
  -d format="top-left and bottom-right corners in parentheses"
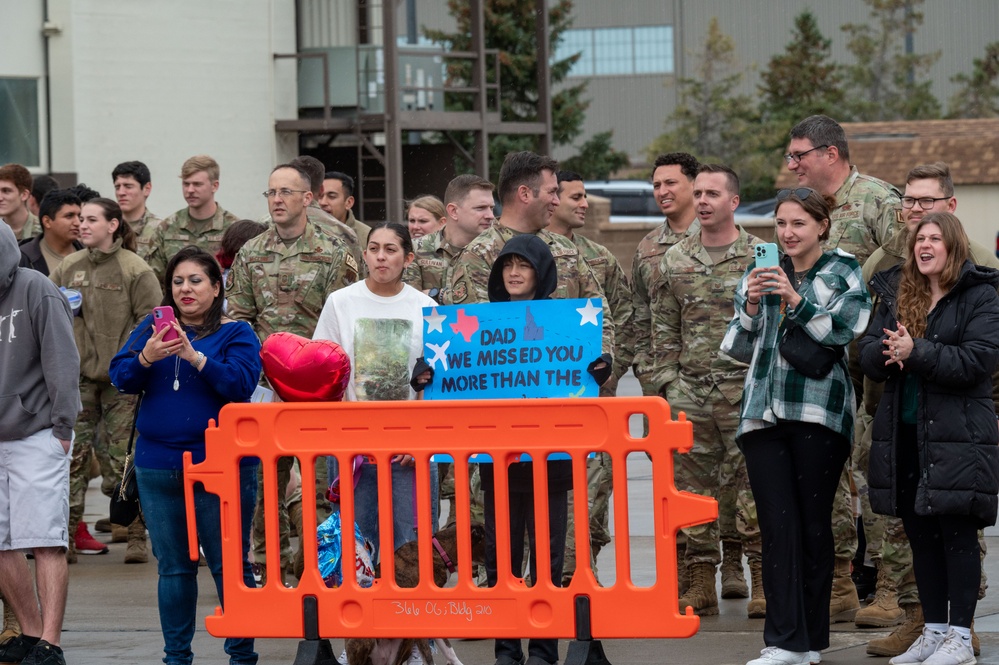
top-left (0, 78), bottom-right (41, 167)
top-left (557, 26), bottom-right (674, 77)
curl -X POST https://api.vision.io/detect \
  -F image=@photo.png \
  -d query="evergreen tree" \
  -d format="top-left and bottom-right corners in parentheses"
top-left (559, 131), bottom-right (630, 180)
top-left (840, 0), bottom-right (941, 121)
top-left (645, 18), bottom-right (771, 200)
top-left (948, 42), bottom-right (999, 118)
top-left (758, 11), bottom-right (845, 132)
top-left (423, 0), bottom-right (589, 179)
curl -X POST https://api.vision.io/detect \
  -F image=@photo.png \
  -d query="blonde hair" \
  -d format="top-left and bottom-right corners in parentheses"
top-left (896, 212), bottom-right (969, 338)
top-left (407, 194), bottom-right (446, 222)
top-left (180, 155), bottom-right (220, 181)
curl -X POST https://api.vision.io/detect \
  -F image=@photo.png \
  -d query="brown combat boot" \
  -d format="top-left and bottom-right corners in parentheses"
top-left (972, 619), bottom-right (980, 656)
top-left (678, 562), bottom-right (719, 616)
top-left (829, 556), bottom-right (860, 623)
top-left (111, 524), bottom-right (128, 543)
top-left (866, 602), bottom-right (923, 656)
top-left (720, 540), bottom-right (748, 599)
top-left (747, 558), bottom-right (766, 619)
top-left (0, 598), bottom-right (21, 643)
top-left (288, 499), bottom-right (304, 580)
top-left (855, 565), bottom-right (904, 627)
top-left (124, 518), bottom-right (148, 564)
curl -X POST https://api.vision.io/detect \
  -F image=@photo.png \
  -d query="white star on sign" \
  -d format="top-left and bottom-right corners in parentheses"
top-left (576, 299), bottom-right (601, 327)
top-left (424, 307), bottom-right (446, 333)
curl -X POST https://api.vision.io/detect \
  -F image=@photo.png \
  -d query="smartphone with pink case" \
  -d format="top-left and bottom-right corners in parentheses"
top-left (153, 306), bottom-right (179, 342)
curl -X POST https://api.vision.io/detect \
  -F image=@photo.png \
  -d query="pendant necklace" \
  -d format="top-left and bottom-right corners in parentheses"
top-left (174, 355), bottom-right (181, 391)
top-left (794, 270), bottom-right (806, 289)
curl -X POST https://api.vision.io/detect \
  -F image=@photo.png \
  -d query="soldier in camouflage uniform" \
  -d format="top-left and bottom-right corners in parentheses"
top-left (630, 153), bottom-right (709, 595)
top-left (784, 115), bottom-right (903, 623)
top-left (320, 171), bottom-right (372, 246)
top-left (861, 163), bottom-right (993, 657)
top-left (449, 152), bottom-right (612, 665)
top-left (143, 155), bottom-right (240, 284)
top-left (112, 160), bottom-right (162, 257)
top-left (0, 163), bottom-right (43, 242)
top-left (227, 164), bottom-right (358, 584)
top-left (650, 165), bottom-right (763, 618)
top-left (549, 172), bottom-right (634, 585)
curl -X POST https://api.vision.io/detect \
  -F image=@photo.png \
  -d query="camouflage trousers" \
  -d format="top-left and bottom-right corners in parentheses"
top-left (70, 377), bottom-right (137, 530)
top-left (562, 453), bottom-right (613, 583)
top-left (252, 456), bottom-right (295, 573)
top-left (665, 384), bottom-right (760, 566)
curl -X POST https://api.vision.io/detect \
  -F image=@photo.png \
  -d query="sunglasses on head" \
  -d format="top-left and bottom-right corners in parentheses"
top-left (776, 187), bottom-right (818, 202)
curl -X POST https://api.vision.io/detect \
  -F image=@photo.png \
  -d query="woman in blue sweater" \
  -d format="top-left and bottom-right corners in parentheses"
top-left (109, 246), bottom-right (261, 665)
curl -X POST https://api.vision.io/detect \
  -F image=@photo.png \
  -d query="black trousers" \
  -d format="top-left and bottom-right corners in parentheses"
top-left (481, 464), bottom-right (569, 665)
top-left (896, 423), bottom-right (981, 628)
top-left (740, 421), bottom-right (850, 652)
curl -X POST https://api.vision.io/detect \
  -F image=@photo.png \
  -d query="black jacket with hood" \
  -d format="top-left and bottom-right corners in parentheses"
top-left (859, 261), bottom-right (999, 527)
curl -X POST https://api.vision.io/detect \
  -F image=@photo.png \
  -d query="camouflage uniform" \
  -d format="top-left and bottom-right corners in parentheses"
top-left (449, 224), bottom-right (615, 354)
top-left (143, 205), bottom-right (241, 284)
top-left (650, 227), bottom-right (764, 568)
top-left (562, 232), bottom-right (635, 583)
top-left (226, 221), bottom-right (358, 579)
top-left (631, 219), bottom-right (700, 395)
top-left (9, 211), bottom-right (42, 242)
top-left (403, 226), bottom-right (465, 296)
top-left (49, 241), bottom-right (162, 537)
top-left (860, 232), bottom-right (999, 605)
top-left (342, 209), bottom-right (372, 247)
top-left (826, 168), bottom-right (902, 568)
top-left (129, 208), bottom-right (162, 261)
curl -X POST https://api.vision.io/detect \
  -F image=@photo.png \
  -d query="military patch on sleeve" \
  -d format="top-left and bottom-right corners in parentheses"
top-left (345, 253), bottom-right (359, 273)
top-left (452, 280), bottom-right (468, 303)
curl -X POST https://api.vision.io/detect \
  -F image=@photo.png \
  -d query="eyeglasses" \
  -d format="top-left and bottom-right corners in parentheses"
top-left (262, 188), bottom-right (308, 199)
top-left (776, 187), bottom-right (818, 201)
top-left (900, 196), bottom-right (950, 210)
top-left (783, 144), bottom-right (828, 165)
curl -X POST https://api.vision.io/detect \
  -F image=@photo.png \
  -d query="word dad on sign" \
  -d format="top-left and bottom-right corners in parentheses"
top-left (421, 298), bottom-right (603, 400)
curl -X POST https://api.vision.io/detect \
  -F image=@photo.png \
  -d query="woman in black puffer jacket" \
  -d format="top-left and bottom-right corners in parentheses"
top-left (859, 212), bottom-right (999, 665)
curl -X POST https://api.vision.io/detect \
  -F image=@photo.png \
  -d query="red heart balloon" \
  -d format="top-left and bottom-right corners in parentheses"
top-left (260, 332), bottom-right (351, 402)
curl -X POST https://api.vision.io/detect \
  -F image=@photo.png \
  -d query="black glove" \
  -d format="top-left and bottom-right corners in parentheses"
top-left (410, 356), bottom-right (434, 392)
top-left (586, 353), bottom-right (613, 387)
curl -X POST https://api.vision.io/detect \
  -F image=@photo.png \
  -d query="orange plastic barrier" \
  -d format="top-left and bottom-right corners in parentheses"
top-left (183, 397), bottom-right (716, 646)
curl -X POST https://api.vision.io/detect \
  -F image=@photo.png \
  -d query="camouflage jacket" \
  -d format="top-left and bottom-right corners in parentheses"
top-left (342, 209), bottom-right (372, 246)
top-left (130, 208), bottom-right (162, 259)
top-left (826, 166), bottom-right (901, 266)
top-left (651, 227), bottom-right (764, 406)
top-left (630, 218), bottom-right (700, 394)
top-left (225, 222), bottom-right (359, 342)
top-left (145, 205), bottom-right (240, 283)
top-left (573, 232), bottom-right (635, 378)
top-left (403, 226), bottom-right (466, 297)
top-left (448, 223), bottom-right (615, 355)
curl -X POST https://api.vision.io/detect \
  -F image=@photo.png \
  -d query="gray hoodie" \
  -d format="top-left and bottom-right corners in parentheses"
top-left (0, 223), bottom-right (80, 440)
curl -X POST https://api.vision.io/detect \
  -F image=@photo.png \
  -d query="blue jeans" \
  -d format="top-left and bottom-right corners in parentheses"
top-left (137, 464), bottom-right (258, 665)
top-left (333, 459), bottom-right (438, 565)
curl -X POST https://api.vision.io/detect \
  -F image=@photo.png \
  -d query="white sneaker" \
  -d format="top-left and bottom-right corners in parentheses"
top-left (890, 627), bottom-right (948, 664)
top-left (746, 646), bottom-right (811, 665)
top-left (337, 647), bottom-right (348, 665)
top-left (808, 650), bottom-right (821, 664)
top-left (922, 629), bottom-right (976, 665)
top-left (407, 643), bottom-right (426, 664)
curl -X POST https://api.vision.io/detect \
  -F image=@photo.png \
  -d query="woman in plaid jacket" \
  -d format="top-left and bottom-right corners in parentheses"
top-left (721, 188), bottom-right (871, 665)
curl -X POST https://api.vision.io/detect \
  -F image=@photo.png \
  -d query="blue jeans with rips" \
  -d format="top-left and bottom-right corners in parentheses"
top-left (137, 463), bottom-right (258, 665)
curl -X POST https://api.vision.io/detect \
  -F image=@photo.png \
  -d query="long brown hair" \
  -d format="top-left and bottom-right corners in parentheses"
top-left (86, 197), bottom-right (137, 252)
top-left (896, 212), bottom-right (968, 338)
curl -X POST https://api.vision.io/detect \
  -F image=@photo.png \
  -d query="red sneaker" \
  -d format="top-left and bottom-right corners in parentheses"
top-left (75, 521), bottom-right (109, 555)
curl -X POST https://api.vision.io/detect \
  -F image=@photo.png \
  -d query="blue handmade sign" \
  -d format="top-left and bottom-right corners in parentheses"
top-left (421, 298), bottom-right (603, 400)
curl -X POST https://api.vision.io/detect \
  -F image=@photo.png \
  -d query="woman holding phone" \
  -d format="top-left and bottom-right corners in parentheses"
top-left (109, 245), bottom-right (261, 665)
top-left (721, 188), bottom-right (871, 665)
top-left (49, 197), bottom-right (161, 563)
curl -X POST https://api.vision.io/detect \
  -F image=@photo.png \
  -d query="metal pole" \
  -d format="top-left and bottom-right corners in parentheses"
top-left (470, 0), bottom-right (489, 177)
top-left (534, 0), bottom-right (552, 156)
top-left (383, 0), bottom-right (404, 221)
